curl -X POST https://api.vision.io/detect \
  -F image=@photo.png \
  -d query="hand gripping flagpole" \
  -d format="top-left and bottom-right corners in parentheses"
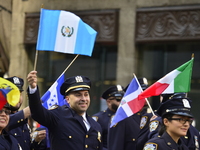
top-left (133, 74), bottom-right (155, 116)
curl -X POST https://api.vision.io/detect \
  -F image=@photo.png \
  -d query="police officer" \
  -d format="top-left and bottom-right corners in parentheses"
top-left (107, 77), bottom-right (149, 150)
top-left (147, 93), bottom-right (200, 150)
top-left (92, 85), bottom-right (124, 150)
top-left (4, 76), bottom-right (32, 150)
top-left (5, 76), bottom-right (46, 150)
top-left (0, 98), bottom-right (21, 149)
top-left (27, 71), bottom-right (103, 150)
top-left (143, 96), bottom-right (194, 150)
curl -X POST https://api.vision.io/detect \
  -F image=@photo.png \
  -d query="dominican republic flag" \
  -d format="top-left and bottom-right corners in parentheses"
top-left (138, 57), bottom-right (194, 100)
top-left (36, 9), bottom-right (97, 56)
top-left (110, 76), bottom-right (146, 128)
top-left (41, 74), bottom-right (68, 109)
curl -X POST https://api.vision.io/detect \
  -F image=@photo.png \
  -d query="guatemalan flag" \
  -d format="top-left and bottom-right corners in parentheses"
top-left (110, 76), bottom-right (146, 128)
top-left (41, 73), bottom-right (68, 109)
top-left (36, 9), bottom-right (97, 56)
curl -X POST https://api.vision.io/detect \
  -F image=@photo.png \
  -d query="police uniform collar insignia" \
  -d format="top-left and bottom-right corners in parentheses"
top-left (140, 116), bottom-right (148, 129)
top-left (92, 116), bottom-right (98, 122)
top-left (75, 76), bottom-right (83, 82)
top-left (149, 120), bottom-right (159, 132)
top-left (144, 143), bottom-right (158, 150)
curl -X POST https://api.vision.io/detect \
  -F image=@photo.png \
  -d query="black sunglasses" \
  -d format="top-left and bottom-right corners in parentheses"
top-left (169, 118), bottom-right (193, 124)
top-left (0, 109), bottom-right (11, 115)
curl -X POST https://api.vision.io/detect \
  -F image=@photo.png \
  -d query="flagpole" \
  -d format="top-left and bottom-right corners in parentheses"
top-left (133, 74), bottom-right (155, 116)
top-left (33, 4), bottom-right (44, 71)
top-left (59, 54), bottom-right (79, 77)
top-left (33, 50), bottom-right (38, 71)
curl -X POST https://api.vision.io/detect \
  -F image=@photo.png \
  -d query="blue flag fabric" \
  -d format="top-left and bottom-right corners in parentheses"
top-left (41, 74), bottom-right (66, 109)
top-left (37, 9), bottom-right (97, 56)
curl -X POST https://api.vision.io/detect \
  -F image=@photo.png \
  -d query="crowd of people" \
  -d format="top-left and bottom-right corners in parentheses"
top-left (0, 71), bottom-right (199, 150)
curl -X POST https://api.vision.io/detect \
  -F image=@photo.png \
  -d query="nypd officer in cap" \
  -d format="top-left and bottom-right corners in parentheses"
top-left (92, 85), bottom-right (124, 150)
top-left (147, 93), bottom-right (200, 150)
top-left (143, 95), bottom-right (194, 150)
top-left (5, 76), bottom-right (45, 150)
top-left (27, 71), bottom-right (103, 150)
top-left (4, 76), bottom-right (32, 150)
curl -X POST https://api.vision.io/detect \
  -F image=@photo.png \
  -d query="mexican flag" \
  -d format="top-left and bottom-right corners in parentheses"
top-left (138, 57), bottom-right (194, 100)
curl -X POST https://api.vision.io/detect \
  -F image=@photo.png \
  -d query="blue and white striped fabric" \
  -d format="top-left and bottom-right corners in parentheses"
top-left (36, 9), bottom-right (97, 56)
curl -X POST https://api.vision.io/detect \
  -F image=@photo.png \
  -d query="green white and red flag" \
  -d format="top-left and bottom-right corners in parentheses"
top-left (138, 57), bottom-right (194, 100)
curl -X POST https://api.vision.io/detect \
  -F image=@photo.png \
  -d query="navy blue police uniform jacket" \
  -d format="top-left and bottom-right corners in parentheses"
top-left (136, 112), bottom-right (153, 150)
top-left (92, 108), bottom-right (115, 150)
top-left (28, 87), bottom-right (103, 150)
top-left (143, 132), bottom-right (189, 150)
top-left (0, 130), bottom-right (21, 150)
top-left (108, 112), bottom-right (141, 150)
top-left (7, 110), bottom-right (31, 150)
top-left (148, 116), bottom-right (200, 150)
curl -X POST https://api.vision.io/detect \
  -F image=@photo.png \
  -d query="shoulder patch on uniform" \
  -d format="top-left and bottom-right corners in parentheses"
top-left (48, 105), bottom-right (58, 110)
top-left (92, 116), bottom-right (98, 122)
top-left (140, 116), bottom-right (148, 129)
top-left (143, 142), bottom-right (158, 150)
top-left (149, 120), bottom-right (159, 132)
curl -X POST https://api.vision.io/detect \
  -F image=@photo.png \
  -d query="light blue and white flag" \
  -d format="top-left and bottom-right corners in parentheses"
top-left (41, 74), bottom-right (67, 109)
top-left (36, 9), bottom-right (97, 56)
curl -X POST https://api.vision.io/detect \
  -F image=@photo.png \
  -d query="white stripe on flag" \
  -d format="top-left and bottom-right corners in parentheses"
top-left (54, 11), bottom-right (80, 54)
top-left (158, 70), bottom-right (180, 84)
top-left (121, 103), bottom-right (134, 117)
top-left (124, 87), bottom-right (141, 102)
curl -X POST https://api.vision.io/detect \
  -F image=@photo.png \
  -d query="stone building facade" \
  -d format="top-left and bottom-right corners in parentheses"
top-left (1, 0), bottom-right (200, 129)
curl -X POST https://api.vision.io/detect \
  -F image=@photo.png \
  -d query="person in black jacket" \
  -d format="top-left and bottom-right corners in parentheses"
top-left (0, 102), bottom-right (21, 149)
top-left (92, 85), bottom-right (125, 150)
top-left (143, 96), bottom-right (194, 150)
top-left (27, 70), bottom-right (103, 150)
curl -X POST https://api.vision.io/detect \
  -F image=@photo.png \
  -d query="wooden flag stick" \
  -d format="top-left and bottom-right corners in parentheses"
top-left (33, 5), bottom-right (44, 71)
top-left (33, 50), bottom-right (38, 71)
top-left (133, 73), bottom-right (155, 116)
top-left (59, 54), bottom-right (80, 77)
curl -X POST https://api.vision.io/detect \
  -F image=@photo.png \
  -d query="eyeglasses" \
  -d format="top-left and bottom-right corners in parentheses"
top-left (169, 118), bottom-right (193, 124)
top-left (0, 109), bottom-right (11, 115)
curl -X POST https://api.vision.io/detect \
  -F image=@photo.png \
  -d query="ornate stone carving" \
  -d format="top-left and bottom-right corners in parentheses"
top-left (24, 13), bottom-right (40, 44)
top-left (136, 6), bottom-right (200, 42)
top-left (24, 10), bottom-right (118, 44)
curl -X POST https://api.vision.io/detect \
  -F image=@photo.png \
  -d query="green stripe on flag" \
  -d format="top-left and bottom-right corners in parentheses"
top-left (174, 58), bottom-right (194, 92)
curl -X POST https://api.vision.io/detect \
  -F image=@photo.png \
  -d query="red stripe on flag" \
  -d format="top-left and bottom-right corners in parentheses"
top-left (127, 97), bottom-right (146, 114)
top-left (138, 82), bottom-right (169, 100)
top-left (0, 91), bottom-right (7, 109)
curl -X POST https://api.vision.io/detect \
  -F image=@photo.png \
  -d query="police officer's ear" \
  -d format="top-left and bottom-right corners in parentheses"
top-left (163, 118), bottom-right (170, 127)
top-left (65, 96), bottom-right (70, 103)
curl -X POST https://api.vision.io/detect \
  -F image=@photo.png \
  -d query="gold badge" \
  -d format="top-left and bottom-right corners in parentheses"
top-left (97, 132), bottom-right (101, 142)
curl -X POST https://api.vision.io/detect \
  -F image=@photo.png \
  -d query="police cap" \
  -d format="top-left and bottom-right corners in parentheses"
top-left (60, 75), bottom-right (91, 96)
top-left (5, 76), bottom-right (24, 92)
top-left (160, 93), bottom-right (186, 103)
top-left (157, 97), bottom-right (193, 118)
top-left (102, 85), bottom-right (124, 100)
